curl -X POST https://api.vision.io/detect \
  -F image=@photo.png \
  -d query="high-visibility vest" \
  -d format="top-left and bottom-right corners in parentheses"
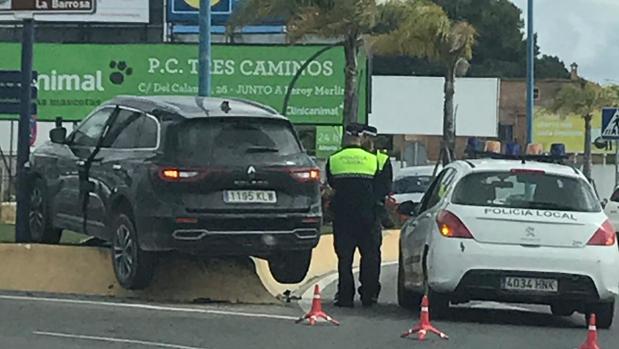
top-left (376, 151), bottom-right (389, 171)
top-left (329, 147), bottom-right (378, 179)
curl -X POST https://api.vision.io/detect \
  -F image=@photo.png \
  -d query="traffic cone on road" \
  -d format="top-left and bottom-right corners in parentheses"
top-left (579, 314), bottom-right (601, 349)
top-left (296, 284), bottom-right (340, 326)
top-left (401, 295), bottom-right (449, 341)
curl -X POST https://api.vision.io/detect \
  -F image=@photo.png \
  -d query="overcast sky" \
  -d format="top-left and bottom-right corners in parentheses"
top-left (509, 0), bottom-right (619, 84)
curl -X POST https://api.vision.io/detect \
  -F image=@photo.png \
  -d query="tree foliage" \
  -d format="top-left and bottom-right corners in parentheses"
top-left (229, 0), bottom-right (451, 128)
top-left (373, 0), bottom-right (570, 79)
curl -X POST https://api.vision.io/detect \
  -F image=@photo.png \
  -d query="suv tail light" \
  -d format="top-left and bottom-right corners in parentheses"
top-left (156, 166), bottom-right (205, 182)
top-left (587, 220), bottom-right (616, 246)
top-left (436, 210), bottom-right (474, 239)
top-left (289, 168), bottom-right (320, 183)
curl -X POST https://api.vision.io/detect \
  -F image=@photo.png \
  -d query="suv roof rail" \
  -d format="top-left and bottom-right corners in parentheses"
top-left (226, 97), bottom-right (279, 115)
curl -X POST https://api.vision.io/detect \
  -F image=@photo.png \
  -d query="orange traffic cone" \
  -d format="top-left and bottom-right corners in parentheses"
top-left (401, 295), bottom-right (449, 341)
top-left (579, 314), bottom-right (601, 349)
top-left (296, 285), bottom-right (340, 326)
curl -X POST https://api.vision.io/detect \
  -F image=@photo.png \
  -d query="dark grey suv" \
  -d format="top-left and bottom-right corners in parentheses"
top-left (28, 96), bottom-right (322, 289)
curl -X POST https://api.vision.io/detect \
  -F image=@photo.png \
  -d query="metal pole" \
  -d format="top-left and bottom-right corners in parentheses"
top-left (615, 141), bottom-right (618, 188)
top-left (525, 0), bottom-right (535, 144)
top-left (282, 43), bottom-right (340, 116)
top-left (15, 18), bottom-right (34, 243)
top-left (9, 120), bottom-right (14, 201)
top-left (198, 0), bottom-right (212, 96)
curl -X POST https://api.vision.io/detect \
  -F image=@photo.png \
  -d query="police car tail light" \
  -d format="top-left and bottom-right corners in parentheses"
top-left (436, 210), bottom-right (474, 239)
top-left (289, 168), bottom-right (321, 183)
top-left (587, 219), bottom-right (616, 246)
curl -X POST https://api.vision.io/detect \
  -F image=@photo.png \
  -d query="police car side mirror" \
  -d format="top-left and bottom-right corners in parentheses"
top-left (397, 201), bottom-right (419, 217)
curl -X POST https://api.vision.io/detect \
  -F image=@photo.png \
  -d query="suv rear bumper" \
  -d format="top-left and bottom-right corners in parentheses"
top-left (136, 214), bottom-right (321, 255)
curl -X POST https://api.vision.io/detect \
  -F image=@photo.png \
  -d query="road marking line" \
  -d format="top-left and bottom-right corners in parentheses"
top-left (299, 261), bottom-right (398, 312)
top-left (0, 295), bottom-right (297, 321)
top-left (34, 331), bottom-right (206, 349)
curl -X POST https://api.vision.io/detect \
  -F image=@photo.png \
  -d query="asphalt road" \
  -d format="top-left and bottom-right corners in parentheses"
top-left (0, 264), bottom-right (617, 349)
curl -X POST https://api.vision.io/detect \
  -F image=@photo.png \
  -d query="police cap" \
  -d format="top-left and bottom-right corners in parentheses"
top-left (345, 123), bottom-right (365, 137)
top-left (363, 125), bottom-right (378, 137)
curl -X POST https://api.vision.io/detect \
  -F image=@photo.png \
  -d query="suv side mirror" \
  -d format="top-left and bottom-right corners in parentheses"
top-left (49, 127), bottom-right (67, 144)
top-left (397, 200), bottom-right (419, 217)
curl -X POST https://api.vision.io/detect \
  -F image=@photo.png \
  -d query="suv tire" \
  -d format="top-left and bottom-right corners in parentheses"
top-left (268, 250), bottom-right (311, 284)
top-left (398, 252), bottom-right (422, 310)
top-left (29, 178), bottom-right (62, 244)
top-left (111, 213), bottom-right (156, 290)
top-left (586, 301), bottom-right (614, 329)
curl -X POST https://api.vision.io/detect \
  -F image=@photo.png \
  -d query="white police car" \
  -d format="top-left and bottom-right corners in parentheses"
top-left (397, 148), bottom-right (619, 328)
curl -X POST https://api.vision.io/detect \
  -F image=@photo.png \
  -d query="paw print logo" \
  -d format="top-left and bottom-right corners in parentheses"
top-left (109, 61), bottom-right (133, 85)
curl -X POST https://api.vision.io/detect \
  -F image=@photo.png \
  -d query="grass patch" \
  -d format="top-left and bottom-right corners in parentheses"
top-left (0, 224), bottom-right (84, 244)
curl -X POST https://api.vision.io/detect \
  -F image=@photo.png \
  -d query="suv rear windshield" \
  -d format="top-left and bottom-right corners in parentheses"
top-left (394, 176), bottom-right (433, 194)
top-left (166, 117), bottom-right (303, 165)
top-left (452, 171), bottom-right (601, 212)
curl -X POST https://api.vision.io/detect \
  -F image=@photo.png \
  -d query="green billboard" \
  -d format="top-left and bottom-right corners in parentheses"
top-left (0, 43), bottom-right (368, 125)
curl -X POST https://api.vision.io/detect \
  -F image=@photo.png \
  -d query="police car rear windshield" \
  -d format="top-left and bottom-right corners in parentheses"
top-left (452, 171), bottom-right (601, 212)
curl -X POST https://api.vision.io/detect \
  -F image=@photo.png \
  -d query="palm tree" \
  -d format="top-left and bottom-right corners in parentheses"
top-left (373, 5), bottom-right (476, 163)
top-left (229, 0), bottom-right (451, 129)
top-left (551, 81), bottom-right (618, 179)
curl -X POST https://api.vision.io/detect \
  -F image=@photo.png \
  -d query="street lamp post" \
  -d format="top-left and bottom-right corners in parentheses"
top-left (526, 0), bottom-right (535, 144)
top-left (198, 0), bottom-right (212, 97)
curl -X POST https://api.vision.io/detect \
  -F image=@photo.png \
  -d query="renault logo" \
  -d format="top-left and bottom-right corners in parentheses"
top-left (247, 166), bottom-right (256, 176)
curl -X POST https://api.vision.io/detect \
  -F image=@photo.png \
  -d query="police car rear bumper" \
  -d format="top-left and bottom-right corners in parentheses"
top-left (426, 239), bottom-right (619, 303)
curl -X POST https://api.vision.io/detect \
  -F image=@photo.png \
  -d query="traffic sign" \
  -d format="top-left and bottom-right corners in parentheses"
top-left (601, 108), bottom-right (619, 140)
top-left (0, 0), bottom-right (95, 14)
top-left (0, 69), bottom-right (38, 115)
top-left (0, 102), bottom-right (37, 115)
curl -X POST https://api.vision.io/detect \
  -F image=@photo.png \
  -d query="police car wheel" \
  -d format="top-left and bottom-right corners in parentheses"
top-left (268, 250), bottom-right (311, 284)
top-left (428, 288), bottom-right (450, 319)
top-left (397, 253), bottom-right (421, 310)
top-left (586, 302), bottom-right (614, 329)
top-left (111, 213), bottom-right (157, 290)
top-left (29, 178), bottom-right (62, 244)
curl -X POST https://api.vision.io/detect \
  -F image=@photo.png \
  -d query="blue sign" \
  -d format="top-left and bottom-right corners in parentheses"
top-left (169, 0), bottom-right (234, 25)
top-left (167, 0), bottom-right (286, 33)
top-left (601, 108), bottom-right (619, 140)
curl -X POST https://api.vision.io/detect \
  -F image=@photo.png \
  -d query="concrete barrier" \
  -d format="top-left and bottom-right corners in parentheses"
top-left (255, 229), bottom-right (400, 298)
top-left (0, 229), bottom-right (400, 304)
top-left (0, 244), bottom-right (276, 304)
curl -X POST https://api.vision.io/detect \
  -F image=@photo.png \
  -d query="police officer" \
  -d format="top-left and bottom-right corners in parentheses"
top-left (326, 123), bottom-right (380, 307)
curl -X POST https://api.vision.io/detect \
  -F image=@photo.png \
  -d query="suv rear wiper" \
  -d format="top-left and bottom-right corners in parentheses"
top-left (246, 146), bottom-right (279, 153)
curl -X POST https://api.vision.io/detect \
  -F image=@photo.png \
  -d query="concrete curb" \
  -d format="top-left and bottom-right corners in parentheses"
top-left (0, 244), bottom-right (276, 304)
top-left (255, 229), bottom-right (400, 298)
top-left (0, 229), bottom-right (400, 304)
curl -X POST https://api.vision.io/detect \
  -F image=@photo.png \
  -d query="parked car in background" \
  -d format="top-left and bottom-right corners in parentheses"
top-left (392, 165), bottom-right (440, 204)
top-left (604, 187), bottom-right (619, 231)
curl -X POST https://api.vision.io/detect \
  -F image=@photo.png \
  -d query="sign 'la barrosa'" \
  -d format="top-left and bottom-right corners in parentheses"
top-left (0, 0), bottom-right (95, 13)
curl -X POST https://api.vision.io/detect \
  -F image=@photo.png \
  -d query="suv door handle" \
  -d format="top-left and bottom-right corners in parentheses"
top-left (112, 164), bottom-right (122, 171)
